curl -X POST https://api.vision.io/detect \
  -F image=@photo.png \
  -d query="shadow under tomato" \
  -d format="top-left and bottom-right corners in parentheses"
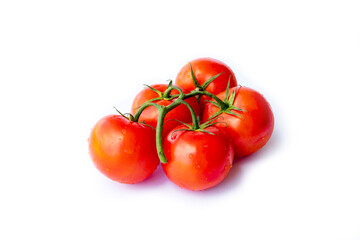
top-left (100, 164), bottom-right (168, 192)
top-left (128, 165), bottom-right (168, 189)
top-left (184, 127), bottom-right (281, 195)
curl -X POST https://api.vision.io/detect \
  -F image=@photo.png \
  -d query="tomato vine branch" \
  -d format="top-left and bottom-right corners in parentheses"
top-left (132, 77), bottom-right (244, 164)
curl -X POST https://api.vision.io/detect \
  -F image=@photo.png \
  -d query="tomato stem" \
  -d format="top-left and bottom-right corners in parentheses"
top-left (175, 99), bottom-right (200, 129)
top-left (156, 98), bottom-right (199, 163)
top-left (201, 91), bottom-right (228, 109)
top-left (163, 85), bottom-right (185, 99)
top-left (156, 106), bottom-right (168, 163)
top-left (133, 76), bottom-right (238, 164)
top-left (133, 102), bottom-right (160, 122)
top-left (181, 90), bottom-right (228, 109)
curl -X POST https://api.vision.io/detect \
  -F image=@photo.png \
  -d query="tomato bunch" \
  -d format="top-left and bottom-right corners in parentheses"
top-left (89, 58), bottom-right (274, 191)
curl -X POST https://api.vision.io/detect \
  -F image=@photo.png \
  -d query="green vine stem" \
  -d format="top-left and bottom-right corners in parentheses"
top-left (198, 91), bottom-right (228, 109)
top-left (155, 106), bottom-right (167, 163)
top-left (133, 102), bottom-right (159, 122)
top-left (176, 100), bottom-right (200, 129)
top-left (162, 85), bottom-right (184, 99)
top-left (132, 79), bottom-right (240, 163)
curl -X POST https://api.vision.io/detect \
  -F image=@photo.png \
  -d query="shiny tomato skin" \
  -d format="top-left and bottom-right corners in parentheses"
top-left (175, 58), bottom-right (237, 100)
top-left (131, 84), bottom-right (200, 135)
top-left (162, 125), bottom-right (234, 191)
top-left (202, 86), bottom-right (274, 158)
top-left (89, 115), bottom-right (159, 184)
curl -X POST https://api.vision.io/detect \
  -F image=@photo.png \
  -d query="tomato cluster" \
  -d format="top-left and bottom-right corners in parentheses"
top-left (89, 58), bottom-right (274, 191)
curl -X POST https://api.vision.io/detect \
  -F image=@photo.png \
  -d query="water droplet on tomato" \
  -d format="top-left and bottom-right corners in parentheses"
top-left (189, 154), bottom-right (193, 158)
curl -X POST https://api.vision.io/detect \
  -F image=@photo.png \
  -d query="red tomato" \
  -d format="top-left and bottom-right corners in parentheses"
top-left (202, 86), bottom-right (274, 158)
top-left (89, 115), bottom-right (159, 184)
top-left (175, 58), bottom-right (237, 109)
top-left (162, 125), bottom-right (234, 191)
top-left (131, 84), bottom-right (200, 135)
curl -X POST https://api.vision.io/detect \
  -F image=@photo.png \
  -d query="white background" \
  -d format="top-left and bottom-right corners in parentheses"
top-left (1, 0), bottom-right (360, 239)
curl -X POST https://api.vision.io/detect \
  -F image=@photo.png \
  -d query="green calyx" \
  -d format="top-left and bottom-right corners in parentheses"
top-left (189, 63), bottom-right (223, 101)
top-left (206, 78), bottom-right (247, 120)
top-left (200, 116), bottom-right (228, 130)
top-left (114, 106), bottom-right (155, 129)
top-left (114, 106), bottom-right (135, 121)
top-left (169, 117), bottom-right (211, 136)
top-left (170, 115), bottom-right (227, 137)
top-left (143, 80), bottom-right (180, 101)
top-left (133, 81), bottom-right (180, 121)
